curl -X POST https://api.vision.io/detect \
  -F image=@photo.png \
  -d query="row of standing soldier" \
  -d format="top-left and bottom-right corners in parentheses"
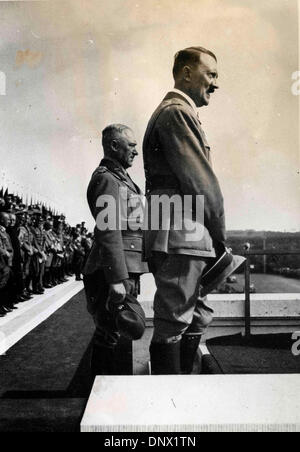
top-left (0, 196), bottom-right (92, 318)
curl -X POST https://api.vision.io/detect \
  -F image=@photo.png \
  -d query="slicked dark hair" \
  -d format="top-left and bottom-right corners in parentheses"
top-left (173, 46), bottom-right (217, 80)
top-left (102, 124), bottom-right (131, 155)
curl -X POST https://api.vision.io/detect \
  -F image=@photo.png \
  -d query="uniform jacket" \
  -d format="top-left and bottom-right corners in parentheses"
top-left (44, 230), bottom-right (54, 252)
top-left (53, 230), bottom-right (64, 255)
top-left (7, 227), bottom-right (22, 273)
top-left (83, 158), bottom-right (149, 283)
top-left (0, 225), bottom-right (12, 289)
top-left (51, 230), bottom-right (64, 267)
top-left (18, 225), bottom-right (34, 260)
top-left (31, 226), bottom-right (47, 263)
top-left (31, 226), bottom-right (46, 251)
top-left (143, 92), bottom-right (226, 258)
top-left (44, 229), bottom-right (56, 267)
top-left (0, 225), bottom-right (14, 267)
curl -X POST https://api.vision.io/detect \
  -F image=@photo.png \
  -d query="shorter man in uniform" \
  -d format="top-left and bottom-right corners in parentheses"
top-left (83, 124), bottom-right (148, 376)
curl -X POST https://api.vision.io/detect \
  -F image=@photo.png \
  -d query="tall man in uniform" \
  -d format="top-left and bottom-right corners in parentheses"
top-left (83, 124), bottom-right (148, 376)
top-left (143, 46), bottom-right (238, 374)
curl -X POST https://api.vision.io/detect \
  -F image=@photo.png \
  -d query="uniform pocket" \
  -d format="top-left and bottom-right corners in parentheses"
top-left (122, 236), bottom-right (143, 252)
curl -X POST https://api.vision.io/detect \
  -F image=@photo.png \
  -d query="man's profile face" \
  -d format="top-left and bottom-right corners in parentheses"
top-left (188, 53), bottom-right (219, 107)
top-left (114, 128), bottom-right (138, 169)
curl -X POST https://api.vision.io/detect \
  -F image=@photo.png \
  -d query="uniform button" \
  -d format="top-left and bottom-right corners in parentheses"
top-left (130, 244), bottom-right (135, 249)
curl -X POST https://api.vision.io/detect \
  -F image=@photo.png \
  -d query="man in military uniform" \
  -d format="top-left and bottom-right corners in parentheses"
top-left (73, 231), bottom-right (85, 281)
top-left (7, 211), bottom-right (27, 303)
top-left (83, 124), bottom-right (148, 376)
top-left (0, 211), bottom-right (15, 316)
top-left (31, 207), bottom-right (47, 294)
top-left (143, 47), bottom-right (227, 374)
top-left (17, 210), bottom-right (34, 297)
top-left (52, 216), bottom-right (67, 284)
top-left (63, 225), bottom-right (75, 277)
top-left (43, 217), bottom-right (57, 288)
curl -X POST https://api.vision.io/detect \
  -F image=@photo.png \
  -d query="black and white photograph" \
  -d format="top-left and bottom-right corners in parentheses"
top-left (0, 0), bottom-right (299, 434)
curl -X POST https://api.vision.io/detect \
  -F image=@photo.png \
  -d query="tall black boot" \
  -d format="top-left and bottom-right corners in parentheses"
top-left (32, 276), bottom-right (43, 295)
top-left (150, 342), bottom-right (181, 375)
top-left (43, 270), bottom-right (51, 289)
top-left (50, 268), bottom-right (56, 286)
top-left (0, 285), bottom-right (13, 312)
top-left (0, 306), bottom-right (7, 317)
top-left (59, 266), bottom-right (68, 283)
top-left (180, 335), bottom-right (202, 374)
top-left (54, 268), bottom-right (61, 284)
top-left (25, 276), bottom-right (32, 293)
top-left (90, 344), bottom-right (117, 376)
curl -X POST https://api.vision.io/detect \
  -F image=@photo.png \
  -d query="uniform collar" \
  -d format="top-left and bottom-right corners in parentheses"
top-left (169, 88), bottom-right (201, 122)
top-left (100, 157), bottom-right (127, 177)
top-left (100, 158), bottom-right (140, 194)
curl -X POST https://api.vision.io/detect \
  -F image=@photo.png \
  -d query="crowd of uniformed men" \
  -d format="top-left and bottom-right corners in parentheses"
top-left (0, 189), bottom-right (92, 318)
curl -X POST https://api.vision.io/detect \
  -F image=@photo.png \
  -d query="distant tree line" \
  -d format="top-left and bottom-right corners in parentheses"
top-left (227, 231), bottom-right (300, 276)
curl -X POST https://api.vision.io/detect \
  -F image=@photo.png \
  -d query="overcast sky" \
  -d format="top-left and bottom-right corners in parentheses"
top-left (0, 0), bottom-right (299, 231)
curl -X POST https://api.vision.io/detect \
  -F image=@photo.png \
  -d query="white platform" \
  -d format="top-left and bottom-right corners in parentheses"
top-left (139, 294), bottom-right (300, 340)
top-left (140, 294), bottom-right (300, 319)
top-left (0, 278), bottom-right (83, 355)
top-left (81, 375), bottom-right (300, 432)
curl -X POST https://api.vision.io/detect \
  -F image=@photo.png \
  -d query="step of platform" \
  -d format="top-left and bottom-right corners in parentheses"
top-left (81, 374), bottom-right (300, 432)
top-left (0, 278), bottom-right (83, 355)
top-left (0, 398), bottom-right (87, 432)
top-left (139, 294), bottom-right (300, 341)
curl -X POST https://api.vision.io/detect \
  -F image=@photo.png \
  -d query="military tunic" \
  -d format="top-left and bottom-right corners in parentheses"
top-left (0, 225), bottom-right (14, 267)
top-left (18, 225), bottom-right (34, 277)
top-left (83, 157), bottom-right (148, 347)
top-left (0, 226), bottom-right (14, 292)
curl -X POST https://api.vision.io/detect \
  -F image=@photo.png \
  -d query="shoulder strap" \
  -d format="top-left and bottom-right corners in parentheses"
top-left (92, 166), bottom-right (108, 178)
